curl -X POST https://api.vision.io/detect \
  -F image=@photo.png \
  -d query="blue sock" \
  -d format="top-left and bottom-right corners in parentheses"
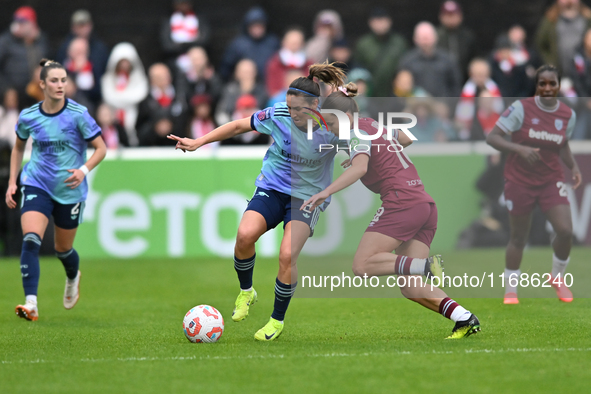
top-left (271, 278), bottom-right (297, 321)
top-left (56, 248), bottom-right (79, 280)
top-left (234, 253), bottom-right (256, 290)
top-left (21, 233), bottom-right (42, 296)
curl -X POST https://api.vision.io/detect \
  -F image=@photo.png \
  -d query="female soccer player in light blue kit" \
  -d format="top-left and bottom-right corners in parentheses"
top-left (169, 63), bottom-right (347, 340)
top-left (5, 59), bottom-right (106, 321)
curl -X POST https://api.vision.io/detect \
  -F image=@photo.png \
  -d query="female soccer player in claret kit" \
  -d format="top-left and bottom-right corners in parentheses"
top-left (486, 64), bottom-right (581, 304)
top-left (169, 63), bottom-right (351, 341)
top-left (5, 59), bottom-right (106, 321)
top-left (302, 85), bottom-right (481, 339)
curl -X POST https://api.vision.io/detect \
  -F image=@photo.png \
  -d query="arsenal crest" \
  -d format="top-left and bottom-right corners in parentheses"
top-left (555, 119), bottom-right (563, 131)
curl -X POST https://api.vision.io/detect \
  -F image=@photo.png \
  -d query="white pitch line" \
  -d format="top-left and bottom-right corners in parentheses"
top-left (2, 347), bottom-right (591, 365)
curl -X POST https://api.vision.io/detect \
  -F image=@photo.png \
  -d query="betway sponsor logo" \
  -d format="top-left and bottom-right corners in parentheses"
top-left (529, 128), bottom-right (563, 144)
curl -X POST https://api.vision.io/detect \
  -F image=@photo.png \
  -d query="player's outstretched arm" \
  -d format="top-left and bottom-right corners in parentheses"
top-left (5, 138), bottom-right (27, 209)
top-left (486, 125), bottom-right (541, 165)
top-left (167, 117), bottom-right (253, 152)
top-left (559, 142), bottom-right (582, 190)
top-left (301, 154), bottom-right (369, 210)
top-left (65, 135), bottom-right (107, 189)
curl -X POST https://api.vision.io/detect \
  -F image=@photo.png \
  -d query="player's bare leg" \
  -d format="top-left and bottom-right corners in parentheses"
top-left (395, 239), bottom-right (447, 313)
top-left (504, 212), bottom-right (533, 304)
top-left (55, 225), bottom-right (81, 309)
top-left (235, 210), bottom-right (268, 259)
top-left (506, 213), bottom-right (533, 270)
top-left (255, 220), bottom-right (308, 341)
top-left (232, 210), bottom-right (268, 322)
top-left (353, 234), bottom-right (442, 311)
top-left (353, 234), bottom-right (479, 338)
top-left (544, 204), bottom-right (574, 302)
top-left (352, 233), bottom-right (442, 280)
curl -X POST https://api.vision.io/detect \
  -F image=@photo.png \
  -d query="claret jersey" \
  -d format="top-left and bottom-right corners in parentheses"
top-left (349, 117), bottom-right (434, 210)
top-left (496, 96), bottom-right (576, 187)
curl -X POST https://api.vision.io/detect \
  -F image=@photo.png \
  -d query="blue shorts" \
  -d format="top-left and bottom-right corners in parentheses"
top-left (246, 187), bottom-right (321, 236)
top-left (20, 185), bottom-right (85, 230)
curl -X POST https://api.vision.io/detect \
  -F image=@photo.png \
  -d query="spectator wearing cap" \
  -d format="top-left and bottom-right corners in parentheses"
top-left (55, 9), bottom-right (109, 94)
top-left (215, 58), bottom-right (267, 125)
top-left (489, 35), bottom-right (531, 97)
top-left (354, 7), bottom-right (408, 97)
top-left (399, 21), bottom-right (461, 97)
top-left (0, 6), bottom-right (49, 107)
top-left (136, 63), bottom-right (188, 146)
top-left (265, 27), bottom-right (313, 97)
top-left (220, 6), bottom-right (280, 81)
top-left (436, 1), bottom-right (477, 81)
top-left (160, 0), bottom-right (210, 71)
top-left (535, 0), bottom-right (591, 76)
top-left (305, 10), bottom-right (344, 63)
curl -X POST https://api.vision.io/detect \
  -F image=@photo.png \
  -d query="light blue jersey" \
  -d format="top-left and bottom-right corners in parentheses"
top-left (251, 102), bottom-right (346, 208)
top-left (16, 99), bottom-right (101, 204)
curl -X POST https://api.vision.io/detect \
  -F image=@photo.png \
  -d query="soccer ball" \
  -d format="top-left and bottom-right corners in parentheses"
top-left (183, 305), bottom-right (224, 343)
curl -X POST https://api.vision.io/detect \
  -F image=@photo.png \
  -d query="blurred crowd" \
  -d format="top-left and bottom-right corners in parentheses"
top-left (2, 0), bottom-right (591, 149)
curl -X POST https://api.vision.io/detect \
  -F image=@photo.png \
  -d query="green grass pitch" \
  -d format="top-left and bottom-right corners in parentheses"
top-left (1, 248), bottom-right (590, 393)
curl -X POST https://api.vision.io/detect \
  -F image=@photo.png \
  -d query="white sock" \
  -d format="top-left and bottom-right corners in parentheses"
top-left (25, 295), bottom-right (37, 305)
top-left (551, 254), bottom-right (569, 278)
top-left (409, 258), bottom-right (427, 275)
top-left (504, 268), bottom-right (520, 294)
top-left (241, 287), bottom-right (253, 292)
top-left (450, 306), bottom-right (471, 322)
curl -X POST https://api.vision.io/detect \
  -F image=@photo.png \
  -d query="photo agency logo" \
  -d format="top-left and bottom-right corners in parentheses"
top-left (304, 108), bottom-right (418, 153)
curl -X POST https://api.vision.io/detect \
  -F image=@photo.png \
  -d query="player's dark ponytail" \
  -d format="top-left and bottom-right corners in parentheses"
top-left (287, 62), bottom-right (347, 99)
top-left (534, 64), bottom-right (560, 86)
top-left (39, 59), bottom-right (66, 81)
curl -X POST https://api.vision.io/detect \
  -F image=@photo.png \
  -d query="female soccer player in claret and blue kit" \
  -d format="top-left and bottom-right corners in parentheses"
top-left (487, 64), bottom-right (581, 305)
top-left (303, 85), bottom-right (481, 339)
top-left (5, 59), bottom-right (107, 321)
top-left (169, 62), bottom-right (455, 341)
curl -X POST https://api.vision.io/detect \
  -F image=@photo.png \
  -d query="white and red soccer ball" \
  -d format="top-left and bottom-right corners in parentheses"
top-left (183, 305), bottom-right (224, 343)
